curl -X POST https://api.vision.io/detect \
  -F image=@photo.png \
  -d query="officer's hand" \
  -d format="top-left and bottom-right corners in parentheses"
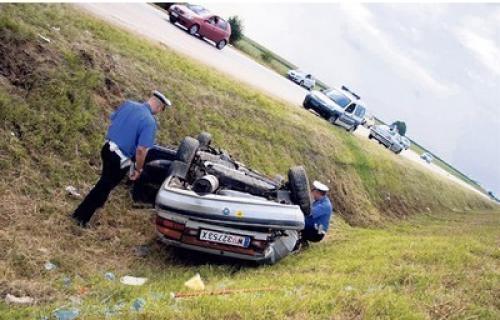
top-left (129, 169), bottom-right (142, 181)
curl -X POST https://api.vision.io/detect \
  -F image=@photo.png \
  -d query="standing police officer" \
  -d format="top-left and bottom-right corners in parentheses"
top-left (71, 91), bottom-right (171, 227)
top-left (302, 180), bottom-right (333, 242)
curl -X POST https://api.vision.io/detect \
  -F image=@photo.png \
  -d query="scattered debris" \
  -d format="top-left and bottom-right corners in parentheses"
top-left (63, 276), bottom-right (72, 287)
top-left (133, 245), bottom-right (150, 257)
top-left (65, 186), bottom-right (82, 199)
top-left (38, 247), bottom-right (49, 254)
top-left (132, 298), bottom-right (146, 312)
top-left (104, 272), bottom-right (115, 281)
top-left (53, 309), bottom-right (79, 320)
top-left (184, 273), bottom-right (205, 291)
top-left (38, 34), bottom-right (51, 43)
top-left (344, 285), bottom-right (354, 291)
top-left (172, 287), bottom-right (276, 299)
top-left (44, 261), bottom-right (57, 271)
top-left (51, 26), bottom-right (61, 32)
top-left (120, 276), bottom-right (148, 286)
top-left (5, 293), bottom-right (34, 305)
top-left (10, 131), bottom-right (15, 136)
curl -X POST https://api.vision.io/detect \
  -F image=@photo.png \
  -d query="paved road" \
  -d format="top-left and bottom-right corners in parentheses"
top-left (77, 3), bottom-right (490, 200)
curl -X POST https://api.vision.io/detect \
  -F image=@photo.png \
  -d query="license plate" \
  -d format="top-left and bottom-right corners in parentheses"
top-left (170, 12), bottom-right (178, 17)
top-left (199, 229), bottom-right (251, 248)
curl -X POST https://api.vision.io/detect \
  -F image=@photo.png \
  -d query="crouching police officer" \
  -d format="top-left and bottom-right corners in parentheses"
top-left (71, 91), bottom-right (171, 227)
top-left (302, 181), bottom-right (333, 242)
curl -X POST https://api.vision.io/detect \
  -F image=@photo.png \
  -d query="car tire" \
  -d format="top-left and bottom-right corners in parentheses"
top-left (216, 40), bottom-right (227, 50)
top-left (288, 166), bottom-right (312, 216)
top-left (349, 125), bottom-right (358, 133)
top-left (176, 136), bottom-right (200, 167)
top-left (197, 132), bottom-right (212, 148)
top-left (188, 24), bottom-right (200, 36)
top-left (169, 15), bottom-right (178, 24)
top-left (368, 134), bottom-right (373, 139)
top-left (299, 80), bottom-right (304, 87)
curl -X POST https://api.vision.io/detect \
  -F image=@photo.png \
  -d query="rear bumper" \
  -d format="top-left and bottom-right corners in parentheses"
top-left (370, 130), bottom-right (392, 146)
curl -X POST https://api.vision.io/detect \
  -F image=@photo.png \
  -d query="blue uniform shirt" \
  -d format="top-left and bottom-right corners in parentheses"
top-left (106, 100), bottom-right (157, 158)
top-left (305, 196), bottom-right (333, 233)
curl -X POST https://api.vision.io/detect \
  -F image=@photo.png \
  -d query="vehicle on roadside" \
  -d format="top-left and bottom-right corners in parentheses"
top-left (168, 3), bottom-right (231, 50)
top-left (421, 152), bottom-right (434, 164)
top-left (369, 125), bottom-right (404, 154)
top-left (362, 113), bottom-right (376, 129)
top-left (398, 136), bottom-right (411, 150)
top-left (287, 70), bottom-right (316, 90)
top-left (132, 133), bottom-right (312, 265)
top-left (303, 86), bottom-right (366, 132)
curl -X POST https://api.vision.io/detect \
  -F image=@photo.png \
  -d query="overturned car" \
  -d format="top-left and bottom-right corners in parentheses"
top-left (132, 133), bottom-right (312, 264)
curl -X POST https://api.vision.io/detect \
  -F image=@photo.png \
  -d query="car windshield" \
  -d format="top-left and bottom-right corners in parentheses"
top-left (187, 4), bottom-right (209, 15)
top-left (324, 89), bottom-right (351, 108)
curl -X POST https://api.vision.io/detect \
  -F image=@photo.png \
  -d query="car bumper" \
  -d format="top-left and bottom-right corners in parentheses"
top-left (370, 131), bottom-right (392, 146)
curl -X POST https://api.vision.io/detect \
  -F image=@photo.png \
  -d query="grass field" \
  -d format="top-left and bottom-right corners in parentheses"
top-left (0, 4), bottom-right (498, 319)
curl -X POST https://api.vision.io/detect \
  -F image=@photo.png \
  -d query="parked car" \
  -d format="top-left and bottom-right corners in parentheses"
top-left (303, 86), bottom-right (366, 132)
top-left (362, 113), bottom-right (376, 129)
top-left (369, 125), bottom-right (403, 154)
top-left (398, 136), bottom-right (411, 150)
top-left (132, 133), bottom-right (312, 265)
top-left (168, 4), bottom-right (231, 50)
top-left (287, 70), bottom-right (316, 90)
top-left (421, 152), bottom-right (434, 164)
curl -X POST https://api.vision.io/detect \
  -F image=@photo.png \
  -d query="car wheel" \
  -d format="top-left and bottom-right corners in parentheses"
top-left (169, 15), bottom-right (178, 24)
top-left (188, 24), bottom-right (200, 36)
top-left (349, 125), bottom-right (358, 133)
top-left (176, 136), bottom-right (200, 167)
top-left (197, 132), bottom-right (212, 148)
top-left (216, 40), bottom-right (227, 50)
top-left (299, 80), bottom-right (304, 87)
top-left (368, 134), bottom-right (373, 139)
top-left (288, 166), bottom-right (312, 216)
top-left (328, 115), bottom-right (338, 124)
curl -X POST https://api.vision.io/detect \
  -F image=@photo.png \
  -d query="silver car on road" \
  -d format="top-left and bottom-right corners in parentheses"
top-left (369, 125), bottom-right (404, 154)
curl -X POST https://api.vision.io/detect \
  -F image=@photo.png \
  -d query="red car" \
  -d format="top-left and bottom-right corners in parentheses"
top-left (168, 4), bottom-right (231, 50)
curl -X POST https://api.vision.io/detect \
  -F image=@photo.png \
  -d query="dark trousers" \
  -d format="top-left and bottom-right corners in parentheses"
top-left (72, 143), bottom-right (128, 223)
top-left (302, 228), bottom-right (325, 243)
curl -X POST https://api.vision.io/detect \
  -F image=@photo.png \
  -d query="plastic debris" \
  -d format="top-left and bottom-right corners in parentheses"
top-left (344, 285), bottom-right (354, 291)
top-left (132, 298), bottom-right (146, 312)
top-left (63, 276), bottom-right (72, 287)
top-left (5, 293), bottom-right (34, 305)
top-left (104, 272), bottom-right (115, 281)
top-left (133, 245), bottom-right (150, 257)
top-left (38, 34), bottom-right (51, 43)
top-left (44, 261), bottom-right (57, 271)
top-left (52, 26), bottom-right (61, 31)
top-left (53, 309), bottom-right (79, 320)
top-left (184, 273), bottom-right (205, 291)
top-left (65, 186), bottom-right (82, 198)
top-left (120, 275), bottom-right (148, 286)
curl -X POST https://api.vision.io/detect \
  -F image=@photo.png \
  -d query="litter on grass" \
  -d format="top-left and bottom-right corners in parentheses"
top-left (132, 298), bottom-right (146, 312)
top-left (53, 309), bottom-right (79, 320)
top-left (172, 287), bottom-right (277, 299)
top-left (65, 186), bottom-right (82, 198)
top-left (38, 34), bottom-right (51, 43)
top-left (5, 294), bottom-right (34, 305)
top-left (120, 276), bottom-right (148, 286)
top-left (184, 273), bottom-right (205, 291)
top-left (104, 272), bottom-right (115, 281)
top-left (44, 261), bottom-right (57, 271)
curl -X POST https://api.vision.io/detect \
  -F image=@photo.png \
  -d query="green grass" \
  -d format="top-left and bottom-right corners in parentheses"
top-left (0, 4), bottom-right (498, 319)
top-left (3, 210), bottom-right (499, 319)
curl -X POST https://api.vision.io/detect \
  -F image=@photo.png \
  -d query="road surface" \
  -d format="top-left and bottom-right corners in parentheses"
top-left (77, 3), bottom-right (490, 200)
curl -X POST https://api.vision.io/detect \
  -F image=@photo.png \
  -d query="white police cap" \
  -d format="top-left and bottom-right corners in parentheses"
top-left (153, 90), bottom-right (171, 107)
top-left (312, 180), bottom-right (329, 192)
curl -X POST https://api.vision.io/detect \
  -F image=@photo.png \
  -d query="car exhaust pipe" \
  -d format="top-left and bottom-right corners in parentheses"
top-left (192, 175), bottom-right (220, 194)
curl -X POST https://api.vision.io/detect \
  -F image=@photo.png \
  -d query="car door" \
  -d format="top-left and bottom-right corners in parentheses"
top-left (338, 103), bottom-right (357, 127)
top-left (215, 17), bottom-right (228, 41)
top-left (304, 75), bottom-right (314, 89)
top-left (200, 16), bottom-right (219, 40)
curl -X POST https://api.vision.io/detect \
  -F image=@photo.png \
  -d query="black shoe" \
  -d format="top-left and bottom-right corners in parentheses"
top-left (70, 214), bottom-right (89, 228)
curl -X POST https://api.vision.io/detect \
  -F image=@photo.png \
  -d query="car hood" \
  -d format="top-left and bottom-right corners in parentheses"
top-left (310, 91), bottom-right (341, 109)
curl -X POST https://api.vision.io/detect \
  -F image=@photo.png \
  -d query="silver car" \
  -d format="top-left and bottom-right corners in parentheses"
top-left (398, 136), bottom-right (411, 150)
top-left (140, 134), bottom-right (312, 265)
top-left (369, 125), bottom-right (404, 154)
top-left (287, 70), bottom-right (316, 90)
top-left (421, 152), bottom-right (434, 164)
